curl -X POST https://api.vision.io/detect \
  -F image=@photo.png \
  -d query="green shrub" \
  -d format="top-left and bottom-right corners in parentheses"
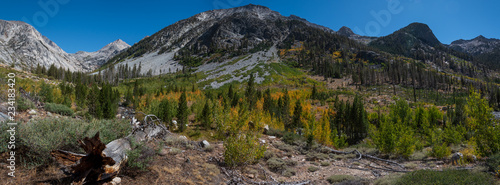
top-left (285, 159), bottom-right (297, 167)
top-left (16, 96), bottom-right (35, 112)
top-left (266, 128), bottom-right (284, 137)
top-left (320, 162), bottom-right (330, 166)
top-left (327, 175), bottom-right (356, 184)
top-left (267, 157), bottom-right (286, 172)
top-left (44, 103), bottom-right (74, 116)
top-left (263, 150), bottom-right (276, 160)
top-left (282, 168), bottom-right (296, 177)
top-left (395, 169), bottom-right (496, 185)
top-left (126, 139), bottom-right (155, 171)
top-left (19, 117), bottom-right (130, 168)
top-left (282, 132), bottom-right (303, 145)
top-left (224, 133), bottom-right (266, 167)
top-left (305, 152), bottom-right (329, 161)
top-left (0, 123), bottom-right (14, 153)
top-left (307, 166), bottom-right (319, 172)
top-left (430, 143), bottom-right (451, 159)
top-left (486, 153), bottom-right (500, 173)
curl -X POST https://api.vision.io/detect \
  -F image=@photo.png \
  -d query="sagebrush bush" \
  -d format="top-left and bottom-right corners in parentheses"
top-left (395, 169), bottom-right (496, 185)
top-left (16, 96), bottom-right (35, 112)
top-left (266, 157), bottom-right (286, 172)
top-left (44, 103), bottom-right (74, 116)
top-left (486, 153), bottom-right (500, 174)
top-left (126, 139), bottom-right (154, 171)
top-left (19, 117), bottom-right (130, 168)
top-left (327, 175), bottom-right (356, 184)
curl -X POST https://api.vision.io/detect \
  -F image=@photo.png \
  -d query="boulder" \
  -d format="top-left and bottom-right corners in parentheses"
top-left (263, 124), bottom-right (269, 134)
top-left (28, 109), bottom-right (37, 115)
top-left (200, 140), bottom-right (210, 148)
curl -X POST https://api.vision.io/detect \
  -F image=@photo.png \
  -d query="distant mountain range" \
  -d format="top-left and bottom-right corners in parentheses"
top-left (72, 39), bottom-right (130, 71)
top-left (0, 20), bottom-right (129, 71)
top-left (1, 4), bottom-right (499, 73)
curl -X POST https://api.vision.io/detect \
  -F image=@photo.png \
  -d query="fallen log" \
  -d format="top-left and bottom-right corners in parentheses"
top-left (51, 114), bottom-right (171, 184)
top-left (323, 146), bottom-right (406, 170)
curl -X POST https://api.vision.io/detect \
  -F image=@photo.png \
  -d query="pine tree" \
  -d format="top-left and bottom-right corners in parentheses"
top-left (311, 84), bottom-right (317, 99)
top-left (263, 88), bottom-right (273, 114)
top-left (291, 100), bottom-right (302, 133)
top-left (177, 90), bottom-right (188, 132)
top-left (87, 84), bottom-right (102, 118)
top-left (245, 74), bottom-right (256, 109)
top-left (200, 99), bottom-right (212, 129)
top-left (281, 88), bottom-right (291, 127)
top-left (159, 98), bottom-right (173, 126)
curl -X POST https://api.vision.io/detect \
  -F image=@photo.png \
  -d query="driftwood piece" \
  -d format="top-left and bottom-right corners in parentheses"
top-left (51, 114), bottom-right (171, 184)
top-left (323, 146), bottom-right (406, 170)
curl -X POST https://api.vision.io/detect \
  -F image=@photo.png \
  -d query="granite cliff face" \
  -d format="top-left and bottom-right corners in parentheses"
top-left (0, 20), bottom-right (129, 71)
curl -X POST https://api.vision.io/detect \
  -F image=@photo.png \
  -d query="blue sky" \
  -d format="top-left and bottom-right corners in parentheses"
top-left (1, 0), bottom-right (498, 53)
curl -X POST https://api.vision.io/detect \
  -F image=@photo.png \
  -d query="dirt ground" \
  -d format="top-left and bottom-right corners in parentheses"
top-left (0, 131), bottom-right (482, 185)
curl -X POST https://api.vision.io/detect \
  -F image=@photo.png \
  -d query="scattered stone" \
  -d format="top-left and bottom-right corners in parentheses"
top-left (116, 114), bottom-right (121, 118)
top-left (179, 136), bottom-right (188, 140)
top-left (28, 109), bottom-right (37, 115)
top-left (263, 124), bottom-right (269, 134)
top-left (111, 177), bottom-right (121, 185)
top-left (260, 139), bottom-right (266, 144)
top-left (158, 149), bottom-right (169, 156)
top-left (201, 140), bottom-right (210, 148)
top-left (268, 136), bottom-right (276, 139)
top-left (248, 174), bottom-right (255, 179)
top-left (47, 112), bottom-right (52, 116)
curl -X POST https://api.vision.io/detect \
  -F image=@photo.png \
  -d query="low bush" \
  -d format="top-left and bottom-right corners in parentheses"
top-left (395, 169), bottom-right (496, 185)
top-left (266, 157), bottom-right (286, 172)
top-left (282, 168), bottom-right (296, 177)
top-left (282, 132), bottom-right (303, 145)
top-left (44, 103), bottom-right (74, 116)
top-left (307, 166), bottom-right (319, 172)
top-left (126, 140), bottom-right (155, 171)
top-left (486, 152), bottom-right (500, 174)
top-left (16, 96), bottom-right (35, 112)
top-left (327, 175), bottom-right (356, 184)
top-left (429, 143), bottom-right (451, 159)
top-left (224, 133), bottom-right (266, 167)
top-left (263, 150), bottom-right (276, 160)
top-left (19, 117), bottom-right (130, 168)
top-left (320, 162), bottom-right (331, 166)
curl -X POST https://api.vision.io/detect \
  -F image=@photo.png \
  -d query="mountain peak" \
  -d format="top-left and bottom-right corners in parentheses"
top-left (475, 35), bottom-right (486, 40)
top-left (101, 39), bottom-right (130, 52)
top-left (337, 26), bottom-right (355, 37)
top-left (239, 4), bottom-right (271, 10)
top-left (399, 22), bottom-right (440, 46)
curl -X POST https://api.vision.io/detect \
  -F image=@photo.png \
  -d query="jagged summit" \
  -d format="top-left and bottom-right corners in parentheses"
top-left (450, 34), bottom-right (500, 56)
top-left (71, 39), bottom-right (130, 71)
top-left (0, 20), bottom-right (83, 71)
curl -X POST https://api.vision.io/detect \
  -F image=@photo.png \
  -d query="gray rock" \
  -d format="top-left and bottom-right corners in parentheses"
top-left (201, 140), bottom-right (210, 148)
top-left (28, 109), bottom-right (37, 115)
top-left (263, 124), bottom-right (269, 134)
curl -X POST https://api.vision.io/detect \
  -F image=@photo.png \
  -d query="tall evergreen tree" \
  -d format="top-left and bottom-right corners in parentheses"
top-left (177, 90), bottom-right (188, 132)
top-left (291, 100), bottom-right (303, 133)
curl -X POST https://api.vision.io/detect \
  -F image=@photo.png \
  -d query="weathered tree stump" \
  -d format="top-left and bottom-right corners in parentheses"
top-left (51, 115), bottom-right (170, 184)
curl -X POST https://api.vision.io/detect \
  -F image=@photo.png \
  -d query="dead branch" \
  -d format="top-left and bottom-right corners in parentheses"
top-left (323, 146), bottom-right (406, 170)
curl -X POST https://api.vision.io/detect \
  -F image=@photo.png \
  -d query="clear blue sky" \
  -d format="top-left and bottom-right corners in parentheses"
top-left (1, 0), bottom-right (498, 53)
